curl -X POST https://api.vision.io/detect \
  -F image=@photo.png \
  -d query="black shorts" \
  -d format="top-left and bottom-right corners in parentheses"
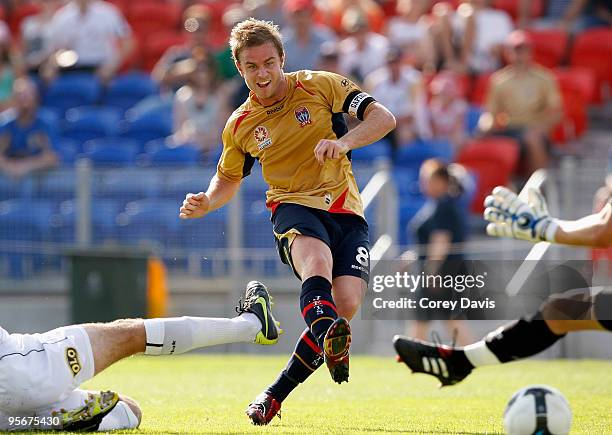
top-left (272, 203), bottom-right (370, 283)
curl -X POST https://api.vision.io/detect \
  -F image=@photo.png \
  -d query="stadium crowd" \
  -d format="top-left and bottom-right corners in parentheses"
top-left (0, 0), bottom-right (610, 251)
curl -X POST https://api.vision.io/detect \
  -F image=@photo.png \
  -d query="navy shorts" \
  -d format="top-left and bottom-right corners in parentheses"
top-left (272, 203), bottom-right (370, 283)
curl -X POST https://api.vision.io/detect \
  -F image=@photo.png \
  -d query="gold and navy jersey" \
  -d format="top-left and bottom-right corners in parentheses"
top-left (217, 70), bottom-right (376, 218)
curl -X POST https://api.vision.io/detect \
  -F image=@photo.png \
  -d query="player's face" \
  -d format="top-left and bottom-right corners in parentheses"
top-left (236, 42), bottom-right (286, 106)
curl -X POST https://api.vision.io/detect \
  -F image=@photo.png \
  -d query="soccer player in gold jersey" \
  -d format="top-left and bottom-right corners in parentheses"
top-left (179, 18), bottom-right (396, 425)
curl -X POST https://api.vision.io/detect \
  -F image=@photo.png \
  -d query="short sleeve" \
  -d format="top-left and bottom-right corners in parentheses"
top-left (216, 122), bottom-right (254, 182)
top-left (315, 71), bottom-right (376, 120)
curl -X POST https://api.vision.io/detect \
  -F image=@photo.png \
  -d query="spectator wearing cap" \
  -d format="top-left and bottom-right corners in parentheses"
top-left (478, 30), bottom-right (561, 175)
top-left (42, 0), bottom-right (134, 83)
top-left (338, 9), bottom-right (390, 83)
top-left (152, 4), bottom-right (215, 92)
top-left (428, 72), bottom-right (468, 153)
top-left (364, 48), bottom-right (430, 155)
top-left (282, 0), bottom-right (337, 72)
top-left (0, 78), bottom-right (58, 179)
top-left (451, 0), bottom-right (514, 73)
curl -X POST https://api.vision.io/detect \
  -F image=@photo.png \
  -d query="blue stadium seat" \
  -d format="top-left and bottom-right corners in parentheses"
top-left (243, 204), bottom-right (272, 248)
top-left (146, 145), bottom-right (201, 167)
top-left (54, 138), bottom-right (80, 165)
top-left (0, 174), bottom-right (34, 201)
top-left (79, 141), bottom-right (138, 167)
top-left (116, 199), bottom-right (180, 247)
top-left (118, 105), bottom-right (172, 148)
top-left (103, 72), bottom-right (159, 113)
top-left (37, 169), bottom-right (76, 201)
top-left (0, 199), bottom-right (54, 241)
top-left (396, 138), bottom-right (453, 168)
top-left (176, 208), bottom-right (228, 249)
top-left (62, 106), bottom-right (122, 146)
top-left (95, 169), bottom-right (163, 202)
top-left (42, 74), bottom-right (102, 116)
top-left (350, 139), bottom-right (392, 162)
top-left (51, 199), bottom-right (121, 244)
top-left (161, 168), bottom-right (216, 200)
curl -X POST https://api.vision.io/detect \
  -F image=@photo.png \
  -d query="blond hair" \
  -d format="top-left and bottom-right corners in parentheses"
top-left (229, 18), bottom-right (284, 63)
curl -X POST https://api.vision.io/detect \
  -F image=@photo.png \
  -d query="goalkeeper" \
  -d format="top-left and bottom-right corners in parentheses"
top-left (393, 184), bottom-right (612, 386)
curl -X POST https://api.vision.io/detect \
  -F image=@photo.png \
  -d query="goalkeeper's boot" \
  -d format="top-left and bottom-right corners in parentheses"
top-left (245, 392), bottom-right (281, 425)
top-left (323, 317), bottom-right (352, 384)
top-left (393, 335), bottom-right (473, 387)
top-left (236, 280), bottom-right (282, 345)
top-left (52, 390), bottom-right (119, 431)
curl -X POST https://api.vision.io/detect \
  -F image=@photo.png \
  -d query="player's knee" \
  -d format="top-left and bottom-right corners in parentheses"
top-left (302, 253), bottom-right (332, 278)
top-left (333, 290), bottom-right (363, 320)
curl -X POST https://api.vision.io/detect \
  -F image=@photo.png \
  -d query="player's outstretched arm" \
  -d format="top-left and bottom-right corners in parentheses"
top-left (314, 102), bottom-right (396, 164)
top-left (179, 175), bottom-right (241, 219)
top-left (484, 186), bottom-right (612, 248)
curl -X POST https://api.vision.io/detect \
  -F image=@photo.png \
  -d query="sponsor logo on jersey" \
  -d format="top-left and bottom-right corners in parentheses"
top-left (341, 79), bottom-right (350, 87)
top-left (348, 92), bottom-right (370, 118)
top-left (294, 106), bottom-right (312, 127)
top-left (254, 126), bottom-right (272, 150)
top-left (324, 193), bottom-right (332, 205)
top-left (266, 104), bottom-right (284, 115)
top-left (65, 347), bottom-right (81, 377)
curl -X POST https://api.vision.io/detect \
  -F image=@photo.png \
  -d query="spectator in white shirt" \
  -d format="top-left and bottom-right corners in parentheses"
top-left (19, 0), bottom-right (63, 75)
top-left (452, 0), bottom-right (514, 73)
top-left (43, 0), bottom-right (134, 83)
top-left (385, 0), bottom-right (435, 69)
top-left (364, 48), bottom-right (431, 154)
top-left (338, 9), bottom-right (389, 82)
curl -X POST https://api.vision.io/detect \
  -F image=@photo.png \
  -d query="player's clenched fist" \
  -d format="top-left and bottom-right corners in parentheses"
top-left (179, 192), bottom-right (210, 219)
top-left (314, 139), bottom-right (349, 164)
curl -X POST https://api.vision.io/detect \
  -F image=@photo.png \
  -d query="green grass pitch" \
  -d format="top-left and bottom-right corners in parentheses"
top-left (80, 355), bottom-right (611, 434)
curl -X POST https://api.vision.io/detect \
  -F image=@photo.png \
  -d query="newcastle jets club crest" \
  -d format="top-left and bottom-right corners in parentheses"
top-left (294, 106), bottom-right (312, 127)
top-left (254, 125), bottom-right (272, 150)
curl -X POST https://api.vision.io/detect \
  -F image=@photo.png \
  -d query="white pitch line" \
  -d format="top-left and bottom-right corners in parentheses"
top-left (505, 169), bottom-right (551, 296)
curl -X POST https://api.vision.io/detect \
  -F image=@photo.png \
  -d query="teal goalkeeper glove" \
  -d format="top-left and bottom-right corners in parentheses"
top-left (483, 186), bottom-right (559, 243)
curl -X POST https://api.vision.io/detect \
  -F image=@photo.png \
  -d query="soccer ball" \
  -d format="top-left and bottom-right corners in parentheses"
top-left (503, 385), bottom-right (572, 435)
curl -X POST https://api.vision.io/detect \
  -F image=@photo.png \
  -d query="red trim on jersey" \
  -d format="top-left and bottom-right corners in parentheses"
top-left (301, 300), bottom-right (337, 318)
top-left (233, 110), bottom-right (251, 134)
top-left (328, 188), bottom-right (355, 214)
top-left (301, 330), bottom-right (322, 354)
top-left (267, 200), bottom-right (280, 215)
top-left (296, 80), bottom-right (316, 96)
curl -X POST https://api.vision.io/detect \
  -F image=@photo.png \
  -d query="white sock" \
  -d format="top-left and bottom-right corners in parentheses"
top-left (463, 340), bottom-right (501, 367)
top-left (143, 314), bottom-right (261, 355)
top-left (98, 401), bottom-right (139, 431)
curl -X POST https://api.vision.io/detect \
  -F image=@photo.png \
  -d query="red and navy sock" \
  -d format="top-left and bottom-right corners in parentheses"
top-left (300, 275), bottom-right (337, 348)
top-left (266, 329), bottom-right (323, 403)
